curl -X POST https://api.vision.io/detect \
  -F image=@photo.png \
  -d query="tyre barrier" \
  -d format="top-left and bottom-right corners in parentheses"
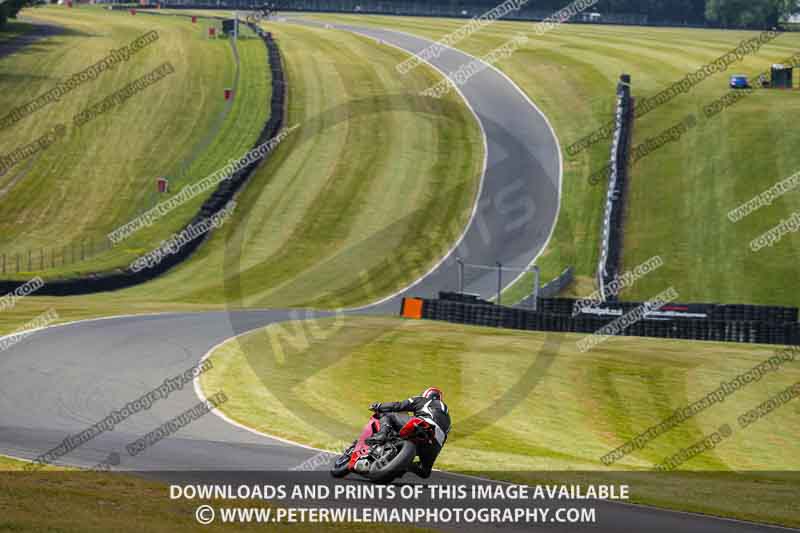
top-left (537, 297), bottom-right (798, 324)
top-left (404, 295), bottom-right (800, 346)
top-left (596, 74), bottom-right (633, 302)
top-left (0, 24), bottom-right (286, 295)
top-left (439, 292), bottom-right (494, 306)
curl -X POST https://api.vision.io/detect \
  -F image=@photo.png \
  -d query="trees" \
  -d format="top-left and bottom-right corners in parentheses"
top-left (0, 1), bottom-right (8, 30)
top-left (705, 0), bottom-right (795, 27)
top-left (597, 0), bottom-right (796, 27)
top-left (1, 0), bottom-right (38, 31)
top-left (602, 0), bottom-right (706, 20)
top-left (5, 0), bottom-right (34, 19)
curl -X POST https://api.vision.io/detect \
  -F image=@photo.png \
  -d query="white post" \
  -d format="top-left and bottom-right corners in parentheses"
top-left (496, 262), bottom-right (502, 305)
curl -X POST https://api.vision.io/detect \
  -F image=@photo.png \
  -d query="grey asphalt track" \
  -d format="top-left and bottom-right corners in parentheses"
top-left (338, 19), bottom-right (563, 309)
top-left (0, 20), bottom-right (793, 533)
top-left (2, 312), bottom-right (792, 532)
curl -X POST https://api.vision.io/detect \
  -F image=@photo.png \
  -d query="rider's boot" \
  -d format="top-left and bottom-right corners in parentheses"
top-left (366, 424), bottom-right (390, 445)
top-left (409, 461), bottom-right (431, 479)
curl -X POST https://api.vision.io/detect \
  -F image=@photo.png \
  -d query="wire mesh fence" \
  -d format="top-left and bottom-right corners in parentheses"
top-left (0, 237), bottom-right (114, 275)
top-left (456, 258), bottom-right (541, 308)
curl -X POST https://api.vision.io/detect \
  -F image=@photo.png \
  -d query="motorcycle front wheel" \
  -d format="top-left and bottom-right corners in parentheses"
top-left (330, 443), bottom-right (355, 478)
top-left (330, 454), bottom-right (350, 478)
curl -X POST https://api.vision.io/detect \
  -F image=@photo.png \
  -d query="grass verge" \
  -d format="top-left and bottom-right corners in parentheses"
top-left (200, 315), bottom-right (800, 527)
top-left (303, 14), bottom-right (800, 307)
top-left (0, 6), bottom-right (268, 279)
top-left (0, 455), bottom-right (430, 532)
top-left (0, 10), bottom-right (483, 317)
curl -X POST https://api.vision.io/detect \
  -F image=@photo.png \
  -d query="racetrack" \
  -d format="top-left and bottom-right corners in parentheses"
top-left (270, 17), bottom-right (562, 311)
top-left (0, 20), bottom-right (791, 532)
top-left (1, 312), bottom-right (792, 532)
top-left (344, 20), bottom-right (563, 308)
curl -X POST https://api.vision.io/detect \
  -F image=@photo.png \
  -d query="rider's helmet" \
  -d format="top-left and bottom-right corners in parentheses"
top-left (422, 387), bottom-right (443, 401)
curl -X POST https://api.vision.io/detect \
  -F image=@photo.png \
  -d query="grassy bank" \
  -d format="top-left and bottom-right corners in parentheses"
top-left (200, 315), bottom-right (800, 527)
top-left (173, 20), bottom-right (482, 309)
top-left (0, 455), bottom-right (429, 532)
top-left (0, 6), bottom-right (269, 279)
top-left (303, 14), bottom-right (800, 307)
top-left (0, 11), bottom-right (482, 333)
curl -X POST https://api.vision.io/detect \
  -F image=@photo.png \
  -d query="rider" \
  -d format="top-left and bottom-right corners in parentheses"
top-left (367, 387), bottom-right (450, 478)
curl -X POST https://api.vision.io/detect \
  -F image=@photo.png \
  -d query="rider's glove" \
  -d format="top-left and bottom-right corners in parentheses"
top-left (369, 402), bottom-right (381, 412)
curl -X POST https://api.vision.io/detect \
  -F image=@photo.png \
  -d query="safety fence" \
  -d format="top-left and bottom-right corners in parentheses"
top-left (124, 2), bottom-right (796, 29)
top-left (0, 239), bottom-right (114, 275)
top-left (539, 297), bottom-right (799, 324)
top-left (402, 294), bottom-right (800, 346)
top-left (595, 74), bottom-right (632, 302)
top-left (539, 266), bottom-right (574, 298)
top-left (0, 22), bottom-right (285, 295)
top-left (1, 14), bottom-right (241, 277)
top-left (149, 1), bottom-right (717, 28)
top-left (514, 266), bottom-right (573, 308)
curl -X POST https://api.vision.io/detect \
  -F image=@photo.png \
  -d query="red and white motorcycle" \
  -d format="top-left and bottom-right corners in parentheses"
top-left (330, 410), bottom-right (435, 483)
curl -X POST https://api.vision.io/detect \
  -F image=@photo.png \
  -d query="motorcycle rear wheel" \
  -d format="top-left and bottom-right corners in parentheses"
top-left (367, 440), bottom-right (416, 484)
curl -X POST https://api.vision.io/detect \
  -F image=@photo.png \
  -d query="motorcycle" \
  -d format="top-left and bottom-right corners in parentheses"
top-left (330, 410), bottom-right (436, 483)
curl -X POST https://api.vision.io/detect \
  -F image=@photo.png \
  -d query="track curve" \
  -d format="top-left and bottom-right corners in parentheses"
top-left (342, 20), bottom-right (563, 310)
top-left (0, 21), bottom-right (788, 533)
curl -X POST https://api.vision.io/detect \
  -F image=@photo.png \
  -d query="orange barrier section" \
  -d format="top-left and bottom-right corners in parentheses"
top-left (401, 298), bottom-right (424, 319)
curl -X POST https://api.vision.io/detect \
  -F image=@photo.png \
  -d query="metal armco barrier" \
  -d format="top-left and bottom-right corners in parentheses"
top-left (404, 295), bottom-right (800, 346)
top-left (539, 266), bottom-right (574, 298)
top-left (515, 266), bottom-right (573, 308)
top-left (0, 23), bottom-right (286, 295)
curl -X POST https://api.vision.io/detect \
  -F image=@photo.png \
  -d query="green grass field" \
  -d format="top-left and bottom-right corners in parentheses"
top-left (0, 7), bottom-right (270, 279)
top-left (200, 315), bottom-right (800, 527)
top-left (174, 19), bottom-right (482, 309)
top-left (302, 14), bottom-right (800, 307)
top-left (3, 9), bottom-right (800, 529)
top-left (0, 455), bottom-right (429, 532)
top-left (0, 8), bottom-right (482, 334)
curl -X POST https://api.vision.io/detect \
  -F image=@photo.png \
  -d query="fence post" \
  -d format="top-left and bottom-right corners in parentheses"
top-left (1, 254), bottom-right (4, 274)
top-left (457, 257), bottom-right (464, 293)
top-left (40, 248), bottom-right (43, 270)
top-left (27, 250), bottom-right (31, 271)
top-left (531, 265), bottom-right (540, 311)
top-left (496, 262), bottom-right (502, 306)
top-left (80, 241), bottom-right (85, 261)
top-left (16, 253), bottom-right (20, 273)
